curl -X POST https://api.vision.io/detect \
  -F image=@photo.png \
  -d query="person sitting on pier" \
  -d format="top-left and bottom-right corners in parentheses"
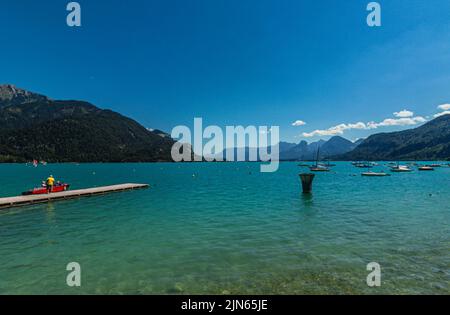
top-left (46, 175), bottom-right (55, 194)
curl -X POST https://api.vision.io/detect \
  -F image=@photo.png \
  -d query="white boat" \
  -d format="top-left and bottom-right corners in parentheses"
top-left (362, 172), bottom-right (390, 177)
top-left (309, 147), bottom-right (330, 172)
top-left (310, 166), bottom-right (330, 172)
top-left (390, 165), bottom-right (412, 172)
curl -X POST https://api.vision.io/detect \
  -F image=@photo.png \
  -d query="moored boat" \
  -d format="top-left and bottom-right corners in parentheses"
top-left (355, 163), bottom-right (371, 168)
top-left (310, 166), bottom-right (330, 172)
top-left (22, 183), bottom-right (70, 196)
top-left (362, 172), bottom-right (390, 177)
top-left (390, 165), bottom-right (413, 172)
top-left (309, 147), bottom-right (331, 172)
top-left (418, 166), bottom-right (434, 171)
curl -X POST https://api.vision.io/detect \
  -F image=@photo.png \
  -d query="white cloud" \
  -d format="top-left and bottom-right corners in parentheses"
top-left (432, 104), bottom-right (450, 117)
top-left (301, 114), bottom-right (427, 138)
top-left (292, 120), bottom-right (306, 127)
top-left (368, 116), bottom-right (426, 128)
top-left (434, 110), bottom-right (450, 118)
top-left (437, 104), bottom-right (450, 111)
top-left (393, 109), bottom-right (414, 118)
top-left (302, 122), bottom-right (367, 137)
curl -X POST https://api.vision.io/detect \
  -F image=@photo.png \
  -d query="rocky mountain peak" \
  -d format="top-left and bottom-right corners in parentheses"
top-left (0, 84), bottom-right (49, 107)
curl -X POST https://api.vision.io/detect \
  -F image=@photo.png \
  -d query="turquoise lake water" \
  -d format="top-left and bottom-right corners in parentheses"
top-left (0, 162), bottom-right (448, 294)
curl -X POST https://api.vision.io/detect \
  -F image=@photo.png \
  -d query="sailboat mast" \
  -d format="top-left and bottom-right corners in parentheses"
top-left (316, 147), bottom-right (319, 167)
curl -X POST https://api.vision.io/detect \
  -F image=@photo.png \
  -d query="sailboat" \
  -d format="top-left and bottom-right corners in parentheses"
top-left (309, 147), bottom-right (330, 172)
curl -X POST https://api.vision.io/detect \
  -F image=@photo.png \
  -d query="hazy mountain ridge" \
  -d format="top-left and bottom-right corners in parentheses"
top-left (279, 136), bottom-right (360, 160)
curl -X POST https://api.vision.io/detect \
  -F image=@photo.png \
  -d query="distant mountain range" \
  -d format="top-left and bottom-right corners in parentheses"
top-left (203, 136), bottom-right (362, 161)
top-left (0, 85), bottom-right (175, 162)
top-left (279, 136), bottom-right (361, 161)
top-left (224, 114), bottom-right (450, 162)
top-left (339, 114), bottom-right (450, 161)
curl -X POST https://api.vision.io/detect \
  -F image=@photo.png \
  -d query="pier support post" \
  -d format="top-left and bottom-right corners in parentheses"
top-left (299, 173), bottom-right (315, 194)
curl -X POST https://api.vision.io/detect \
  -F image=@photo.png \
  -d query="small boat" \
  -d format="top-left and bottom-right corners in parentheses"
top-left (362, 172), bottom-right (390, 177)
top-left (418, 166), bottom-right (434, 171)
top-left (22, 183), bottom-right (70, 196)
top-left (361, 158), bottom-right (388, 176)
top-left (428, 164), bottom-right (441, 168)
top-left (355, 163), bottom-right (373, 168)
top-left (353, 160), bottom-right (378, 168)
top-left (310, 166), bottom-right (330, 172)
top-left (309, 147), bottom-right (330, 172)
top-left (390, 165), bottom-right (412, 172)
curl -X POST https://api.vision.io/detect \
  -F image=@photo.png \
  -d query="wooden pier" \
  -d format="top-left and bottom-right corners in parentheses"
top-left (0, 183), bottom-right (149, 210)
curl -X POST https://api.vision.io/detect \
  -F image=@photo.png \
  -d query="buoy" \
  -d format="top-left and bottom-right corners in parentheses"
top-left (299, 173), bottom-right (315, 194)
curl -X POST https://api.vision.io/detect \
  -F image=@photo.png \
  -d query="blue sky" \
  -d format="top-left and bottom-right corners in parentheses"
top-left (1, 0), bottom-right (450, 143)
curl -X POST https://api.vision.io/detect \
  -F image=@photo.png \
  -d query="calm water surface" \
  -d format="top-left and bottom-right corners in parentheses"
top-left (0, 162), bottom-right (449, 294)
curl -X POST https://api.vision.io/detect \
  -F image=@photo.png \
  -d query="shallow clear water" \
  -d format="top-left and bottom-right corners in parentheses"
top-left (0, 162), bottom-right (448, 294)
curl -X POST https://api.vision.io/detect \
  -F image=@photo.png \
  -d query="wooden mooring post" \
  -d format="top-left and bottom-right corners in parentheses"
top-left (299, 173), bottom-right (315, 194)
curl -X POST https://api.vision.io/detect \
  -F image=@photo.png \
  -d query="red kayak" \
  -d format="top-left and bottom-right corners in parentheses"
top-left (22, 184), bottom-right (70, 196)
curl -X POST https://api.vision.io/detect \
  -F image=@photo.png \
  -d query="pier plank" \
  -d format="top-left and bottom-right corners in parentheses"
top-left (0, 183), bottom-right (149, 209)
